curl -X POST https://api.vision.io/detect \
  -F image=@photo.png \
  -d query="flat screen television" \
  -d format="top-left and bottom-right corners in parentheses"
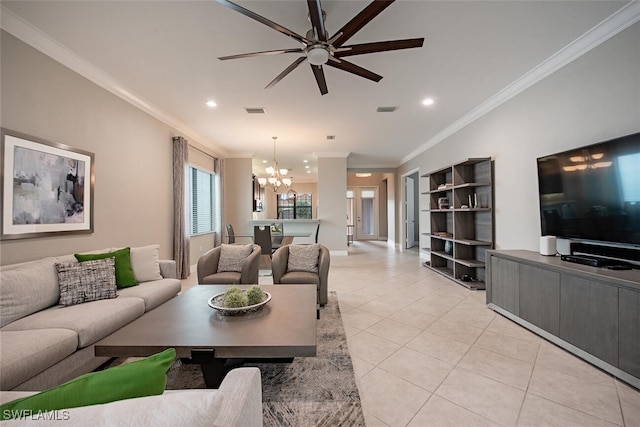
top-left (537, 132), bottom-right (640, 249)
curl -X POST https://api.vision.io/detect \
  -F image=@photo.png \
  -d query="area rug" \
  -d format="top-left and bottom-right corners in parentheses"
top-left (165, 291), bottom-right (365, 427)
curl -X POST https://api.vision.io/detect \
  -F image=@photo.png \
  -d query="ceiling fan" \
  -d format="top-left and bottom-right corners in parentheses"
top-left (216, 0), bottom-right (424, 95)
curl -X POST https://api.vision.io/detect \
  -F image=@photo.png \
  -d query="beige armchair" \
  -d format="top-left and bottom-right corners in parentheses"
top-left (197, 244), bottom-right (261, 284)
top-left (271, 244), bottom-right (330, 306)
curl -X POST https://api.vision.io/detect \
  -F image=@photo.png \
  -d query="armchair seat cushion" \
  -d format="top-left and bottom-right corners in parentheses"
top-left (279, 271), bottom-right (320, 286)
top-left (200, 271), bottom-right (242, 285)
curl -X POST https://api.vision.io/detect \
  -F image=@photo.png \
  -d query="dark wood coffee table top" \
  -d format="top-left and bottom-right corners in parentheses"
top-left (95, 284), bottom-right (317, 359)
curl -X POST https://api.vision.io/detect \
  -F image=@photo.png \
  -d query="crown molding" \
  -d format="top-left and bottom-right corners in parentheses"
top-left (0, 5), bottom-right (228, 157)
top-left (400, 1), bottom-right (640, 165)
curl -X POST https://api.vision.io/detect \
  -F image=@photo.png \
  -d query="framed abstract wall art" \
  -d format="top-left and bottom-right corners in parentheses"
top-left (1, 128), bottom-right (94, 240)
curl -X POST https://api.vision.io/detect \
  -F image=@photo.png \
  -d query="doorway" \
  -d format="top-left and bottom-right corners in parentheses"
top-left (404, 171), bottom-right (420, 249)
top-left (347, 186), bottom-right (379, 241)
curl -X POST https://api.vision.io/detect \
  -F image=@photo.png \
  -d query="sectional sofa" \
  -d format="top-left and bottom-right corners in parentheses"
top-left (0, 245), bottom-right (181, 391)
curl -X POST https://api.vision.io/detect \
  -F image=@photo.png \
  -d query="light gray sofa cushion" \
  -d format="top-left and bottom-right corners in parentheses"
top-left (0, 258), bottom-right (60, 328)
top-left (129, 245), bottom-right (164, 282)
top-left (0, 329), bottom-right (78, 390)
top-left (1, 298), bottom-right (145, 348)
top-left (117, 279), bottom-right (182, 311)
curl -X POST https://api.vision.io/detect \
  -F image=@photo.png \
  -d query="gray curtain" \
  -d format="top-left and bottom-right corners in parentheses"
top-left (173, 136), bottom-right (190, 279)
top-left (214, 158), bottom-right (223, 247)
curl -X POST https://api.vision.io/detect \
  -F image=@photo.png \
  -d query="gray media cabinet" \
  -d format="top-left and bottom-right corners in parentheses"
top-left (486, 249), bottom-right (639, 389)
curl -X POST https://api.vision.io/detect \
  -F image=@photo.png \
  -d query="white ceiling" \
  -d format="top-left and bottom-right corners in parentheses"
top-left (1, 0), bottom-right (633, 182)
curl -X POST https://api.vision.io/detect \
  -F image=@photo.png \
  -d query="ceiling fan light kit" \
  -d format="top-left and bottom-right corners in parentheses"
top-left (216, 0), bottom-right (424, 95)
top-left (307, 46), bottom-right (329, 66)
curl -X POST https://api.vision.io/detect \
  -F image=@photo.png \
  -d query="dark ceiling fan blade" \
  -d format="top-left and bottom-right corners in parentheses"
top-left (265, 57), bottom-right (307, 89)
top-left (307, 0), bottom-right (327, 41)
top-left (216, 0), bottom-right (311, 45)
top-left (331, 0), bottom-right (395, 48)
top-left (219, 48), bottom-right (304, 61)
top-left (310, 64), bottom-right (328, 95)
top-left (335, 38), bottom-right (424, 57)
top-left (326, 59), bottom-right (382, 82)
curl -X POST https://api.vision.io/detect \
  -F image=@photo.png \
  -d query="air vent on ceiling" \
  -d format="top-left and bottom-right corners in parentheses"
top-left (376, 106), bottom-right (397, 113)
top-left (245, 107), bottom-right (266, 114)
top-left (326, 135), bottom-right (336, 140)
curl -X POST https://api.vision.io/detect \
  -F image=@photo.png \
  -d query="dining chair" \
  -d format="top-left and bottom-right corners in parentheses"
top-left (272, 234), bottom-right (284, 251)
top-left (253, 225), bottom-right (273, 256)
top-left (225, 224), bottom-right (236, 244)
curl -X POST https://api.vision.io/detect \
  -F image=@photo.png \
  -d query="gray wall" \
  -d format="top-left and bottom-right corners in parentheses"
top-left (222, 158), bottom-right (254, 237)
top-left (398, 22), bottom-right (640, 253)
top-left (1, 31), bottom-right (178, 265)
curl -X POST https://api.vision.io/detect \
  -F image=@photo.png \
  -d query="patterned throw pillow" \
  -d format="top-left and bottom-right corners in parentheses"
top-left (217, 244), bottom-right (254, 273)
top-left (56, 258), bottom-right (117, 306)
top-left (287, 244), bottom-right (320, 273)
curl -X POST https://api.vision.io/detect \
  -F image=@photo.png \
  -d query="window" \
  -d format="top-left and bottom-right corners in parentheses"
top-left (277, 193), bottom-right (312, 219)
top-left (190, 167), bottom-right (215, 235)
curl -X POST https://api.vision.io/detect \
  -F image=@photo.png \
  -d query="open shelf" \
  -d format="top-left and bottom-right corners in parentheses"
top-left (420, 158), bottom-right (494, 289)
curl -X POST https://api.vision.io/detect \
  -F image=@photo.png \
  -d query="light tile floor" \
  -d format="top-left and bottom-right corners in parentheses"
top-left (183, 241), bottom-right (640, 426)
top-left (330, 241), bottom-right (640, 427)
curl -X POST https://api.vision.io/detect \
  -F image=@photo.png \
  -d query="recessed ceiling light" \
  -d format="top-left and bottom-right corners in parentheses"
top-left (305, 165), bottom-right (310, 169)
top-left (205, 100), bottom-right (217, 108)
top-left (307, 170), bottom-right (311, 174)
top-left (261, 160), bottom-right (267, 163)
top-left (422, 98), bottom-right (435, 106)
top-left (355, 173), bottom-right (372, 178)
top-left (303, 160), bottom-right (308, 163)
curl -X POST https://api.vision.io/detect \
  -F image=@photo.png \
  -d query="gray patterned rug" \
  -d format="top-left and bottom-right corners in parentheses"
top-left (165, 291), bottom-right (365, 427)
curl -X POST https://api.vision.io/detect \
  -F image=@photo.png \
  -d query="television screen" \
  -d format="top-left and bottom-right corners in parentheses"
top-left (537, 132), bottom-right (640, 247)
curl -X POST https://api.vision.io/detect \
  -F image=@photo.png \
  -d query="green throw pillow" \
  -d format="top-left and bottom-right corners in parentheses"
top-left (75, 247), bottom-right (137, 288)
top-left (0, 348), bottom-right (176, 420)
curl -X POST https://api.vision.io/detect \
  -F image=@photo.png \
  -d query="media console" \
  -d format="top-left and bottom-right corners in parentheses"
top-left (486, 249), bottom-right (640, 389)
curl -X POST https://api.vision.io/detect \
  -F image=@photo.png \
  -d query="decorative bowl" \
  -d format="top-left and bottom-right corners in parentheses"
top-left (208, 291), bottom-right (271, 316)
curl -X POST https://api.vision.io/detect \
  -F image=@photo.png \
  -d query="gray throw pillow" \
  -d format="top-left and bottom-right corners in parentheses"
top-left (217, 244), bottom-right (253, 273)
top-left (287, 244), bottom-right (320, 273)
top-left (56, 258), bottom-right (118, 306)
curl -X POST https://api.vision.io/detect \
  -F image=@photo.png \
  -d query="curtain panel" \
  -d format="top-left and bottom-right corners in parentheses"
top-left (172, 136), bottom-right (190, 279)
top-left (215, 158), bottom-right (224, 247)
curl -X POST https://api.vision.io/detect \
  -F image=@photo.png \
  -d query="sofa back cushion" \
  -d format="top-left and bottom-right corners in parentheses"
top-left (129, 245), bottom-right (163, 282)
top-left (0, 258), bottom-right (60, 328)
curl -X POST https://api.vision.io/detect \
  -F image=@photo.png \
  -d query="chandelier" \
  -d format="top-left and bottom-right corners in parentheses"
top-left (257, 136), bottom-right (292, 192)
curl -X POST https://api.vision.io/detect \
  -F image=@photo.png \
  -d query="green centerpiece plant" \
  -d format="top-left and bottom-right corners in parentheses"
top-left (223, 286), bottom-right (248, 308)
top-left (246, 285), bottom-right (266, 305)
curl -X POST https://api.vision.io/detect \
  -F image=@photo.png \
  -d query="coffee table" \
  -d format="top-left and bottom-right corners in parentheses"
top-left (95, 284), bottom-right (317, 387)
